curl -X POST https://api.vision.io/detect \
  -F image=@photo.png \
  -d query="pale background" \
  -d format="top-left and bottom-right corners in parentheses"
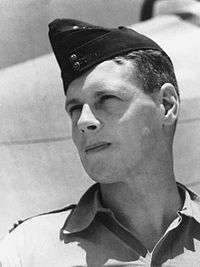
top-left (0, 0), bottom-right (200, 237)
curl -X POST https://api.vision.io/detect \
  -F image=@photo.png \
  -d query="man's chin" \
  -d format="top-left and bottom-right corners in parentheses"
top-left (86, 173), bottom-right (118, 184)
top-left (82, 163), bottom-right (118, 184)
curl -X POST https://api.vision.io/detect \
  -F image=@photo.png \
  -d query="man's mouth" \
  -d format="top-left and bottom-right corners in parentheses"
top-left (85, 142), bottom-right (111, 153)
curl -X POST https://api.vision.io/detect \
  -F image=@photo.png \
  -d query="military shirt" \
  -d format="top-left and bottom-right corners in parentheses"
top-left (0, 183), bottom-right (200, 267)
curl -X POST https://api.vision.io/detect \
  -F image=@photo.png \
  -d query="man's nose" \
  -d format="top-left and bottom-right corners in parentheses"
top-left (77, 104), bottom-right (101, 133)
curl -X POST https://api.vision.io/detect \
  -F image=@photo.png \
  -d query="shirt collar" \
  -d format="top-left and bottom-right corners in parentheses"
top-left (177, 182), bottom-right (200, 223)
top-left (61, 183), bottom-right (108, 233)
top-left (62, 182), bottom-right (200, 234)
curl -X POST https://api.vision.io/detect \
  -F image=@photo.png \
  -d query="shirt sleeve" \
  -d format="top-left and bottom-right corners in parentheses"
top-left (0, 209), bottom-right (72, 267)
top-left (0, 224), bottom-right (29, 267)
top-left (0, 233), bottom-right (22, 267)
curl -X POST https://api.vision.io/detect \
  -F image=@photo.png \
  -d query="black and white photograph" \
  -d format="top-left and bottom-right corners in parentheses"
top-left (0, 0), bottom-right (200, 266)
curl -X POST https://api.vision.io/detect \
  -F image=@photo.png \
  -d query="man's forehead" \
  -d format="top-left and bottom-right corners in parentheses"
top-left (66, 60), bottom-right (135, 102)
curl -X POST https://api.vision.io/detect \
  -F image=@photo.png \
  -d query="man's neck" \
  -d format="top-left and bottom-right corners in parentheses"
top-left (99, 159), bottom-right (183, 251)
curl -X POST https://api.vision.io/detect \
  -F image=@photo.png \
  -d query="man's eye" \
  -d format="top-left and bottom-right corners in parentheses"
top-left (69, 105), bottom-right (82, 115)
top-left (100, 95), bottom-right (117, 102)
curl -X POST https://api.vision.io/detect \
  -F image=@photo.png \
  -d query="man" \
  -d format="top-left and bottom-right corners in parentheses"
top-left (0, 18), bottom-right (200, 267)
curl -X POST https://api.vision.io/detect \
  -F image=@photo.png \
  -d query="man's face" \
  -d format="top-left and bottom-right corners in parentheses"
top-left (66, 60), bottom-right (162, 183)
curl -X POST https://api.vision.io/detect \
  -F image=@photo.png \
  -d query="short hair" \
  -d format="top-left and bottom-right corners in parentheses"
top-left (114, 49), bottom-right (180, 102)
top-left (114, 49), bottom-right (180, 136)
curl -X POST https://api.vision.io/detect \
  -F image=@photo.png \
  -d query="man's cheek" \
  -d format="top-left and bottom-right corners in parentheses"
top-left (142, 126), bottom-right (151, 138)
top-left (72, 130), bottom-right (80, 149)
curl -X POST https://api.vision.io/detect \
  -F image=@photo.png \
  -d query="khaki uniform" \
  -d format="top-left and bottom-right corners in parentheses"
top-left (1, 183), bottom-right (200, 266)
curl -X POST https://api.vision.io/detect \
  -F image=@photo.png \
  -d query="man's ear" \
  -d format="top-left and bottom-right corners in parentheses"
top-left (159, 83), bottom-right (179, 126)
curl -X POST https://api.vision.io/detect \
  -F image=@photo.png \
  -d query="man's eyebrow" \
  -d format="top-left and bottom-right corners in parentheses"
top-left (65, 90), bottom-right (112, 108)
top-left (65, 98), bottom-right (81, 109)
top-left (94, 89), bottom-right (120, 96)
top-left (94, 90), bottom-right (108, 97)
top-left (94, 87), bottom-right (131, 99)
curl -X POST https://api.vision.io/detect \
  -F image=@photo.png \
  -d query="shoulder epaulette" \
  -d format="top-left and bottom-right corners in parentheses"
top-left (9, 204), bottom-right (76, 233)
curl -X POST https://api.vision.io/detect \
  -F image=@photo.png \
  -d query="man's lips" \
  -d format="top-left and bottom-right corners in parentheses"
top-left (85, 142), bottom-right (111, 153)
